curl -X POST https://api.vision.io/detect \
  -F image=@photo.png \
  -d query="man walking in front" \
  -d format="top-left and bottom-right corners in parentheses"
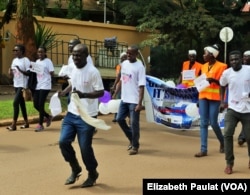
top-left (58, 44), bottom-right (104, 187)
top-left (220, 50), bottom-right (250, 174)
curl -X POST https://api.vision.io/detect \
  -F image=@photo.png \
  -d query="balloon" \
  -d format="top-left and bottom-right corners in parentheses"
top-left (107, 99), bottom-right (121, 113)
top-left (98, 90), bottom-right (111, 103)
top-left (165, 80), bottom-right (176, 88)
top-left (99, 103), bottom-right (110, 115)
top-left (176, 84), bottom-right (186, 89)
top-left (185, 103), bottom-right (199, 118)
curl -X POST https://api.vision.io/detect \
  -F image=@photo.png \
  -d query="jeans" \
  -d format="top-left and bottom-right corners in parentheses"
top-left (59, 112), bottom-right (98, 172)
top-left (33, 89), bottom-right (50, 125)
top-left (116, 101), bottom-right (140, 149)
top-left (224, 109), bottom-right (250, 166)
top-left (199, 99), bottom-right (224, 153)
top-left (13, 87), bottom-right (28, 121)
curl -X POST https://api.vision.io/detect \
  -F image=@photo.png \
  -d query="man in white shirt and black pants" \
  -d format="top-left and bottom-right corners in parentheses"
top-left (220, 50), bottom-right (250, 174)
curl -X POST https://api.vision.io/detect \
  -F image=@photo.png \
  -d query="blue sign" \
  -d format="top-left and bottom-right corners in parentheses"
top-left (145, 75), bottom-right (224, 130)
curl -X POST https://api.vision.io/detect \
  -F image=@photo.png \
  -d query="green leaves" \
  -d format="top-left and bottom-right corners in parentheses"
top-left (34, 24), bottom-right (59, 51)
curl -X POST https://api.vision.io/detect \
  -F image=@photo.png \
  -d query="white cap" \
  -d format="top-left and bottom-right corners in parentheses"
top-left (188, 50), bottom-right (196, 55)
top-left (120, 52), bottom-right (127, 58)
top-left (204, 45), bottom-right (219, 58)
top-left (244, 50), bottom-right (250, 56)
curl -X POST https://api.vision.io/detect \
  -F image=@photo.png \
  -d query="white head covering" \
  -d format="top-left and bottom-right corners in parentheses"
top-left (120, 52), bottom-right (127, 58)
top-left (244, 50), bottom-right (250, 56)
top-left (204, 44), bottom-right (219, 58)
top-left (188, 50), bottom-right (196, 55)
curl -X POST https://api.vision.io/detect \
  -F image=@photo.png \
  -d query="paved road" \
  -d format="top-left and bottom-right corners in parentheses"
top-left (0, 111), bottom-right (249, 195)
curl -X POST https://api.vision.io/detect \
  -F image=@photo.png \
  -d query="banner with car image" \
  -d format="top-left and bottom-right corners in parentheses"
top-left (144, 75), bottom-right (225, 130)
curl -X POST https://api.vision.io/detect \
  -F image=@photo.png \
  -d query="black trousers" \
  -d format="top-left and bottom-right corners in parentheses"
top-left (33, 89), bottom-right (50, 125)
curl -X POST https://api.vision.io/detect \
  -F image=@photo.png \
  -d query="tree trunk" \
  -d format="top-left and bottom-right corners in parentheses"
top-left (16, 0), bottom-right (37, 61)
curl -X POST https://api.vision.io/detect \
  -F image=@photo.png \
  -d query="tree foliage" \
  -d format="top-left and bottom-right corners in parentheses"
top-left (0, 0), bottom-right (249, 79)
top-left (127, 0), bottom-right (248, 78)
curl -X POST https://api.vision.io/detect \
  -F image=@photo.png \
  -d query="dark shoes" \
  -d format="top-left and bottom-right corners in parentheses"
top-left (6, 126), bottom-right (16, 131)
top-left (225, 161), bottom-right (250, 174)
top-left (194, 151), bottom-right (207, 158)
top-left (65, 166), bottom-right (82, 185)
top-left (20, 124), bottom-right (29, 129)
top-left (224, 165), bottom-right (233, 174)
top-left (129, 147), bottom-right (138, 155)
top-left (81, 170), bottom-right (99, 188)
top-left (238, 139), bottom-right (246, 146)
top-left (35, 124), bottom-right (44, 132)
top-left (46, 116), bottom-right (53, 127)
top-left (112, 119), bottom-right (117, 122)
top-left (7, 123), bottom-right (29, 131)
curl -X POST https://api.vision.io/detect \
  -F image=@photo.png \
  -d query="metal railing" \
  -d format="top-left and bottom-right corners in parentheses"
top-left (46, 34), bottom-right (128, 69)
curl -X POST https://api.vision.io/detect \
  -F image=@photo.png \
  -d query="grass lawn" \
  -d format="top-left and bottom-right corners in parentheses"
top-left (0, 97), bottom-right (68, 120)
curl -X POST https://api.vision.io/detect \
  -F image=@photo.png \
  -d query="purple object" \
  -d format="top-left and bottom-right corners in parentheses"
top-left (98, 90), bottom-right (111, 103)
top-left (176, 84), bottom-right (186, 89)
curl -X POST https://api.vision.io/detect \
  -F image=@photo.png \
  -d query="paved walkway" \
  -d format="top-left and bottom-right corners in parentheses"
top-left (0, 110), bottom-right (249, 195)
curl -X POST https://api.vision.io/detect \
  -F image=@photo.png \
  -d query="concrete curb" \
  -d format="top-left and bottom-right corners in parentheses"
top-left (0, 114), bottom-right (65, 127)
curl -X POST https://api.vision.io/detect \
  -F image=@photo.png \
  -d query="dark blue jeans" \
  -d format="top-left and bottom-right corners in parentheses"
top-left (33, 89), bottom-right (50, 125)
top-left (59, 112), bottom-right (98, 172)
top-left (13, 87), bottom-right (28, 121)
top-left (116, 101), bottom-right (140, 149)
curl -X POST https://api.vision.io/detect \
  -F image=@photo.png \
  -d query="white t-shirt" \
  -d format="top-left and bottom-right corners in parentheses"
top-left (220, 65), bottom-right (250, 113)
top-left (120, 59), bottom-right (146, 104)
top-left (35, 58), bottom-right (54, 90)
top-left (11, 57), bottom-right (30, 88)
top-left (68, 63), bottom-right (104, 116)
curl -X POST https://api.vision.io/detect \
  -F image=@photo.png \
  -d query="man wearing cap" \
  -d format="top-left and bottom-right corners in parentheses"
top-left (195, 44), bottom-right (227, 158)
top-left (237, 50), bottom-right (250, 146)
top-left (178, 50), bottom-right (202, 88)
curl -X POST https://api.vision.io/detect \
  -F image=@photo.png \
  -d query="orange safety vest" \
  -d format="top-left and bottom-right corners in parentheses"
top-left (181, 61), bottom-right (202, 88)
top-left (199, 61), bottom-right (227, 101)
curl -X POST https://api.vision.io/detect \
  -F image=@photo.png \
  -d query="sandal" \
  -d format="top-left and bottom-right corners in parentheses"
top-left (6, 126), bottom-right (16, 131)
top-left (194, 151), bottom-right (207, 158)
top-left (224, 165), bottom-right (233, 174)
top-left (20, 124), bottom-right (29, 129)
